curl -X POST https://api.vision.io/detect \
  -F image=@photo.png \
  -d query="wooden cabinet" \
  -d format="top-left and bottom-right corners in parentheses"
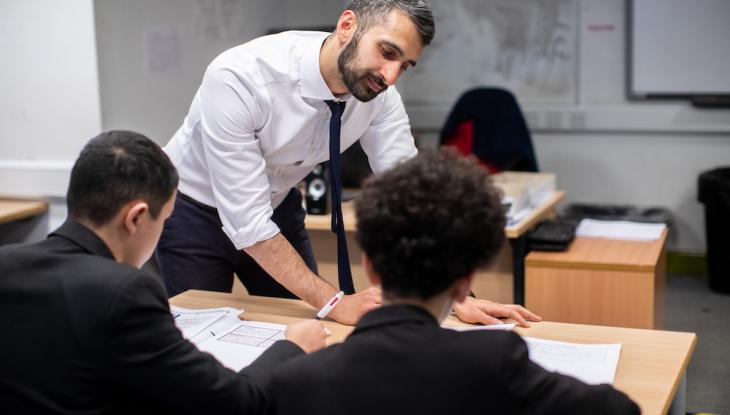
top-left (525, 231), bottom-right (668, 329)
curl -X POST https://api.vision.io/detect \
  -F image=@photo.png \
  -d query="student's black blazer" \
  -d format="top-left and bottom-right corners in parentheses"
top-left (0, 221), bottom-right (303, 415)
top-left (269, 304), bottom-right (640, 415)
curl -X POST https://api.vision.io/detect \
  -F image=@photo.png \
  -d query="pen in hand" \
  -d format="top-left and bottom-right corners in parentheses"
top-left (315, 291), bottom-right (344, 320)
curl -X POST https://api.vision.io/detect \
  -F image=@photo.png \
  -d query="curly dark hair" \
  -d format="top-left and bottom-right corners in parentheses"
top-left (354, 148), bottom-right (506, 300)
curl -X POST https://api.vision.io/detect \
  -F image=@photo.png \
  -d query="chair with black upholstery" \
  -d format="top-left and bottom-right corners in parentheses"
top-left (440, 87), bottom-right (538, 173)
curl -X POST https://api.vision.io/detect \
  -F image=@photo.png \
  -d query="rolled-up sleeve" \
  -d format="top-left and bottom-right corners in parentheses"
top-left (199, 66), bottom-right (280, 249)
top-left (359, 87), bottom-right (418, 173)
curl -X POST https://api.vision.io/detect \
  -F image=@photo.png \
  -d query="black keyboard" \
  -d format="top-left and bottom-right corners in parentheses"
top-left (526, 220), bottom-right (577, 252)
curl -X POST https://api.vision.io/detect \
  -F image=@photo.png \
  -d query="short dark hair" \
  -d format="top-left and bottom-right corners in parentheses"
top-left (347, 0), bottom-right (435, 46)
top-left (67, 130), bottom-right (178, 226)
top-left (355, 149), bottom-right (506, 300)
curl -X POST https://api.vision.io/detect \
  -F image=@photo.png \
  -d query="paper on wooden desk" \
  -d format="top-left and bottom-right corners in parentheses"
top-left (576, 219), bottom-right (666, 241)
top-left (196, 321), bottom-right (288, 371)
top-left (523, 337), bottom-right (621, 385)
top-left (171, 306), bottom-right (241, 340)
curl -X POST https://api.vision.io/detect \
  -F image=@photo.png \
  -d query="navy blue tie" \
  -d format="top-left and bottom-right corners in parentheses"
top-left (325, 100), bottom-right (355, 294)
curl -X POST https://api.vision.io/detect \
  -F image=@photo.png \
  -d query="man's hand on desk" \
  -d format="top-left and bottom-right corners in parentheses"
top-left (285, 320), bottom-right (328, 353)
top-left (327, 286), bottom-right (381, 326)
top-left (453, 297), bottom-right (542, 328)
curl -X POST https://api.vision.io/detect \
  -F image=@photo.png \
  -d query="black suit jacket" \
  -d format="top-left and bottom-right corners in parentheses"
top-left (269, 305), bottom-right (640, 415)
top-left (0, 221), bottom-right (303, 415)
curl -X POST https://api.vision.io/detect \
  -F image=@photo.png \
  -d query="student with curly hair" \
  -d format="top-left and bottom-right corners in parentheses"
top-left (267, 149), bottom-right (639, 415)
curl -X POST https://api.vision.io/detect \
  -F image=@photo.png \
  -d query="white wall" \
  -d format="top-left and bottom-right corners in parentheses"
top-left (94, 0), bottom-right (342, 144)
top-left (0, 0), bottom-right (101, 230)
top-left (0, 0), bottom-right (101, 162)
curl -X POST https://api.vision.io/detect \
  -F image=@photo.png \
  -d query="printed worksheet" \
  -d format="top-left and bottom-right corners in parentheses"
top-left (196, 321), bottom-right (287, 371)
top-left (171, 306), bottom-right (241, 340)
top-left (523, 337), bottom-right (622, 385)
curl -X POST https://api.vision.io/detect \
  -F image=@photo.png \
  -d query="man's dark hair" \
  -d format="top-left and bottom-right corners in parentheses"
top-left (347, 0), bottom-right (435, 46)
top-left (355, 149), bottom-right (506, 300)
top-left (67, 130), bottom-right (178, 226)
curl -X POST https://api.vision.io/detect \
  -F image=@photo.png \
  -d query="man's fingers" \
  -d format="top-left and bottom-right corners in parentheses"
top-left (473, 311), bottom-right (502, 326)
top-left (504, 304), bottom-right (542, 322)
top-left (517, 305), bottom-right (542, 322)
top-left (508, 309), bottom-right (530, 328)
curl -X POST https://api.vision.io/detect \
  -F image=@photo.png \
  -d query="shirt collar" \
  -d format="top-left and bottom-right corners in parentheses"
top-left (299, 32), bottom-right (353, 102)
top-left (352, 304), bottom-right (439, 335)
top-left (49, 220), bottom-right (116, 261)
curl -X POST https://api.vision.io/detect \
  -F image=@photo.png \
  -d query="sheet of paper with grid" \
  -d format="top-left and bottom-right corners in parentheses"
top-left (171, 306), bottom-right (241, 340)
top-left (195, 321), bottom-right (287, 371)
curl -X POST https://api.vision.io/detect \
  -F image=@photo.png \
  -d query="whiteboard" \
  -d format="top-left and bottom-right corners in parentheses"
top-left (398, 0), bottom-right (578, 106)
top-left (630, 0), bottom-right (730, 96)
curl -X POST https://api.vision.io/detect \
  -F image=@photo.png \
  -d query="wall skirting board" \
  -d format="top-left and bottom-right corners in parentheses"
top-left (667, 251), bottom-right (708, 276)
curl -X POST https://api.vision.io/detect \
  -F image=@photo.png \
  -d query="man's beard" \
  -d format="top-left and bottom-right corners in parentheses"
top-left (337, 34), bottom-right (388, 102)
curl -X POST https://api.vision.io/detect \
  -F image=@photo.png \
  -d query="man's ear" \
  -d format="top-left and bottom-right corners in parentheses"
top-left (336, 10), bottom-right (358, 44)
top-left (361, 253), bottom-right (381, 287)
top-left (122, 201), bottom-right (149, 235)
top-left (452, 273), bottom-right (475, 304)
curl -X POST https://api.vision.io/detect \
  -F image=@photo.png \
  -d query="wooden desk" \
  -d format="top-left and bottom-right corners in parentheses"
top-left (171, 290), bottom-right (696, 415)
top-left (305, 191), bottom-right (565, 304)
top-left (525, 230), bottom-right (668, 329)
top-left (0, 198), bottom-right (49, 244)
top-left (0, 199), bottom-right (48, 225)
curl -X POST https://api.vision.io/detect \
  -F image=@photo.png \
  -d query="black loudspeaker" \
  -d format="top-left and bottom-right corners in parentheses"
top-left (305, 163), bottom-right (329, 215)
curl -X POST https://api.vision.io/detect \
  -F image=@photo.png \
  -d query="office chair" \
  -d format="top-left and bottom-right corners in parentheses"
top-left (440, 87), bottom-right (538, 173)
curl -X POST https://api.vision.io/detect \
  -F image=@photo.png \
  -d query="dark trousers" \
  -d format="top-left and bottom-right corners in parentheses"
top-left (157, 189), bottom-right (318, 298)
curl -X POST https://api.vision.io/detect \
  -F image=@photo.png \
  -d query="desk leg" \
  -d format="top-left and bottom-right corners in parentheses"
top-left (667, 372), bottom-right (686, 415)
top-left (511, 236), bottom-right (526, 305)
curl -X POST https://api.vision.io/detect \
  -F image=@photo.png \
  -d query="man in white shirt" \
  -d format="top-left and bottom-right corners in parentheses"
top-left (159, 0), bottom-right (541, 326)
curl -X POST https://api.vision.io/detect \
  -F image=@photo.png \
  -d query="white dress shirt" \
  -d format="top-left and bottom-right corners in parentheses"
top-left (164, 31), bottom-right (417, 250)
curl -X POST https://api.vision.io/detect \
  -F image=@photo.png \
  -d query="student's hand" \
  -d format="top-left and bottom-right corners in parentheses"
top-left (285, 320), bottom-right (328, 353)
top-left (327, 286), bottom-right (382, 326)
top-left (453, 297), bottom-right (542, 328)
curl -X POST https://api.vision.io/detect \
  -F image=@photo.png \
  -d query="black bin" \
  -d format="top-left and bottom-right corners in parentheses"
top-left (698, 167), bottom-right (730, 294)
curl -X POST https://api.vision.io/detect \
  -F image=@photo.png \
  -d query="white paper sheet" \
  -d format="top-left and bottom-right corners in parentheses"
top-left (171, 306), bottom-right (241, 340)
top-left (444, 323), bottom-right (516, 332)
top-left (523, 337), bottom-right (622, 385)
top-left (576, 219), bottom-right (666, 241)
top-left (196, 321), bottom-right (287, 371)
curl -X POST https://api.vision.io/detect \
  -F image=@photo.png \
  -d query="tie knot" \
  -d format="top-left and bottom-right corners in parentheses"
top-left (325, 100), bottom-right (346, 118)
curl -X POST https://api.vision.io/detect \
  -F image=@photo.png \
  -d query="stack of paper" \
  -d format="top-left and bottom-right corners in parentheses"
top-left (523, 337), bottom-right (622, 385)
top-left (172, 306), bottom-right (288, 371)
top-left (576, 219), bottom-right (666, 241)
top-left (492, 172), bottom-right (556, 226)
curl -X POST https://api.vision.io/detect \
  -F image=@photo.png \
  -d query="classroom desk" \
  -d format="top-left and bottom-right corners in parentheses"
top-left (0, 198), bottom-right (49, 244)
top-left (0, 199), bottom-right (48, 225)
top-left (305, 191), bottom-right (565, 305)
top-left (171, 290), bottom-right (696, 415)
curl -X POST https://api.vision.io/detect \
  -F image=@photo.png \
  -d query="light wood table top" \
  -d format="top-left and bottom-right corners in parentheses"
top-left (171, 289), bottom-right (695, 415)
top-left (0, 199), bottom-right (49, 225)
top-left (526, 229), bottom-right (669, 272)
top-left (305, 191), bottom-right (566, 239)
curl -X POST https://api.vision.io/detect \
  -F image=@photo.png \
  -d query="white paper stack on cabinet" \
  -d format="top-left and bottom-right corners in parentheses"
top-left (491, 172), bottom-right (556, 226)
